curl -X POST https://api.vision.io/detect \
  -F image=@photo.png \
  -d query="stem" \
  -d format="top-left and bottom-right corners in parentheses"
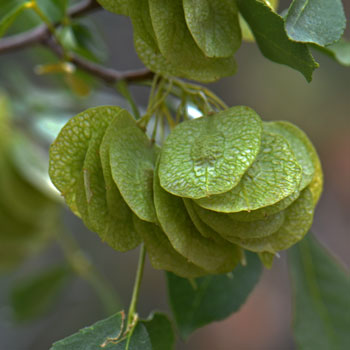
top-left (116, 80), bottom-right (141, 120)
top-left (57, 229), bottom-right (121, 315)
top-left (127, 244), bottom-right (146, 326)
top-left (30, 1), bottom-right (69, 59)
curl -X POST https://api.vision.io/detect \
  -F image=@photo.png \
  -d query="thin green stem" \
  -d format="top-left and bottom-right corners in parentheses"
top-left (116, 80), bottom-right (141, 120)
top-left (127, 244), bottom-right (146, 327)
top-left (56, 229), bottom-right (121, 315)
top-left (30, 1), bottom-right (69, 59)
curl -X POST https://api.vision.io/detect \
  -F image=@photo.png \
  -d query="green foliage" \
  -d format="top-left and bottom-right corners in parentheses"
top-left (0, 2), bottom-right (28, 38)
top-left (0, 95), bottom-right (59, 271)
top-left (50, 311), bottom-right (174, 350)
top-left (92, 0), bottom-right (350, 82)
top-left (166, 252), bottom-right (262, 338)
top-left (285, 0), bottom-right (346, 46)
top-left (237, 0), bottom-right (318, 82)
top-left (289, 234), bottom-right (350, 350)
top-left (316, 39), bottom-right (350, 67)
top-left (10, 265), bottom-right (71, 322)
top-left (142, 313), bottom-right (175, 350)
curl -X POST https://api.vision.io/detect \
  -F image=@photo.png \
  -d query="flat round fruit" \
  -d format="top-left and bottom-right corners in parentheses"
top-left (226, 188), bottom-right (314, 253)
top-left (264, 121), bottom-right (323, 204)
top-left (193, 201), bottom-right (285, 240)
top-left (130, 0), bottom-right (181, 79)
top-left (154, 160), bottom-right (240, 274)
top-left (264, 121), bottom-right (315, 190)
top-left (108, 110), bottom-right (158, 223)
top-left (133, 216), bottom-right (207, 278)
top-left (196, 131), bottom-right (302, 212)
top-left (49, 106), bottom-right (120, 214)
top-left (82, 132), bottom-right (110, 233)
top-left (98, 116), bottom-right (141, 252)
top-left (183, 199), bottom-right (227, 244)
top-left (159, 106), bottom-right (262, 199)
top-left (183, 0), bottom-right (241, 58)
top-left (228, 190), bottom-right (300, 222)
top-left (149, 0), bottom-right (237, 82)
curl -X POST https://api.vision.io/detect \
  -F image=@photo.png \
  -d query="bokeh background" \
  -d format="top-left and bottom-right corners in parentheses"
top-left (0, 0), bottom-right (349, 349)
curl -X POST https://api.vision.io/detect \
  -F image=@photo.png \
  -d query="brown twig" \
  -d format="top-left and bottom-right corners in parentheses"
top-left (0, 0), bottom-right (153, 84)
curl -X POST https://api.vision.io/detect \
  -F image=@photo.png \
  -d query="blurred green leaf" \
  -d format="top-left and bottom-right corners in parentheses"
top-left (59, 21), bottom-right (107, 63)
top-left (326, 39), bottom-right (350, 66)
top-left (0, 0), bottom-right (67, 35)
top-left (0, 1), bottom-right (29, 38)
top-left (237, 0), bottom-right (318, 82)
top-left (289, 234), bottom-right (350, 350)
top-left (36, 0), bottom-right (67, 23)
top-left (166, 251), bottom-right (262, 339)
top-left (285, 0), bottom-right (345, 46)
top-left (11, 265), bottom-right (71, 322)
top-left (313, 39), bottom-right (350, 67)
top-left (50, 311), bottom-right (174, 349)
top-left (96, 0), bottom-right (129, 16)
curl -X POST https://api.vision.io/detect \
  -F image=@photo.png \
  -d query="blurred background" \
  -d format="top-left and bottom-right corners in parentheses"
top-left (0, 0), bottom-right (349, 349)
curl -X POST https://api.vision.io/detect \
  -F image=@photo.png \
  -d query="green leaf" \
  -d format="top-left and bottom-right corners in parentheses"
top-left (60, 21), bottom-right (107, 63)
top-left (285, 0), bottom-right (346, 46)
top-left (149, 0), bottom-right (237, 82)
top-left (133, 215), bottom-right (207, 278)
top-left (49, 106), bottom-right (119, 215)
top-left (196, 132), bottom-right (302, 212)
top-left (50, 311), bottom-right (149, 350)
top-left (109, 110), bottom-right (158, 223)
top-left (289, 234), bottom-right (350, 350)
top-left (142, 313), bottom-right (175, 350)
top-left (226, 188), bottom-right (314, 253)
top-left (11, 265), bottom-right (71, 322)
top-left (96, 0), bottom-right (129, 16)
top-left (167, 251), bottom-right (262, 339)
top-left (193, 201), bottom-right (285, 241)
top-left (154, 161), bottom-right (241, 274)
top-left (182, 0), bottom-right (241, 58)
top-left (0, 2), bottom-right (29, 38)
top-left (50, 311), bottom-right (174, 350)
top-left (37, 0), bottom-right (68, 22)
top-left (159, 106), bottom-right (262, 199)
top-left (237, 0), bottom-right (318, 82)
